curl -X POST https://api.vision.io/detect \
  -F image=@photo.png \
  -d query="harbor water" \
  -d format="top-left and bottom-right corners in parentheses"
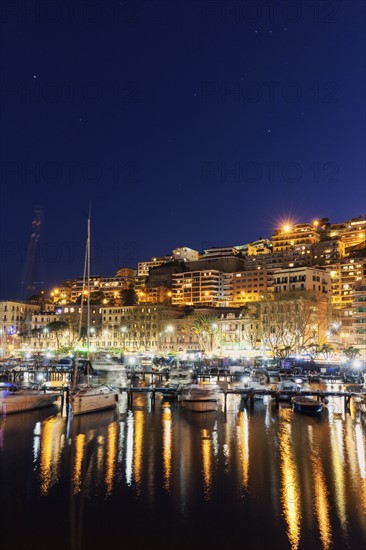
top-left (0, 380), bottom-right (365, 550)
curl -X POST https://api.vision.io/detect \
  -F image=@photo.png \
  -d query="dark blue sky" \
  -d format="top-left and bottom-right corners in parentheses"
top-left (0, 0), bottom-right (365, 298)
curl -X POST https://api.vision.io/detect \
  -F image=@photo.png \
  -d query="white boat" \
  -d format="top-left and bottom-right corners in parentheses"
top-left (241, 378), bottom-right (267, 399)
top-left (354, 392), bottom-right (366, 413)
top-left (180, 384), bottom-right (219, 412)
top-left (0, 386), bottom-right (60, 415)
top-left (91, 360), bottom-right (124, 372)
top-left (69, 384), bottom-right (119, 415)
top-left (68, 208), bottom-right (119, 416)
top-left (166, 366), bottom-right (193, 390)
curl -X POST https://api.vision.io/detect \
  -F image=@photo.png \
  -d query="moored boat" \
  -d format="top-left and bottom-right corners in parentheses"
top-left (277, 380), bottom-right (299, 401)
top-left (241, 378), bottom-right (267, 399)
top-left (292, 396), bottom-right (324, 415)
top-left (68, 208), bottom-right (119, 416)
top-left (0, 385), bottom-right (60, 415)
top-left (69, 384), bottom-right (119, 415)
top-left (180, 384), bottom-right (219, 412)
top-left (353, 392), bottom-right (366, 413)
top-left (166, 366), bottom-right (193, 391)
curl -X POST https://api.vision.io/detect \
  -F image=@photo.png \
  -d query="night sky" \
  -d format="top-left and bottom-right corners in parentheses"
top-left (0, 0), bottom-right (365, 299)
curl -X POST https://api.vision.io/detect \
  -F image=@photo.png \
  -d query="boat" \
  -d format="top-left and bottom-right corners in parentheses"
top-left (277, 379), bottom-right (300, 401)
top-left (91, 355), bottom-right (125, 372)
top-left (69, 384), bottom-right (119, 415)
top-left (267, 370), bottom-right (281, 383)
top-left (353, 392), bottom-right (366, 413)
top-left (180, 383), bottom-right (219, 412)
top-left (241, 377), bottom-right (267, 399)
top-left (292, 396), bottom-right (324, 415)
top-left (69, 208), bottom-right (119, 416)
top-left (166, 363), bottom-right (193, 392)
top-left (0, 384), bottom-right (60, 415)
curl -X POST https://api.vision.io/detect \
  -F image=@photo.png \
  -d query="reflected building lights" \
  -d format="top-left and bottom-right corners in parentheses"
top-left (201, 429), bottom-right (212, 500)
top-left (309, 427), bottom-right (332, 550)
top-left (105, 422), bottom-right (118, 496)
top-left (134, 410), bottom-right (144, 491)
top-left (162, 404), bottom-right (172, 492)
top-left (33, 421), bottom-right (41, 464)
top-left (73, 433), bottom-right (86, 495)
top-left (39, 417), bottom-right (64, 495)
top-left (279, 413), bottom-right (301, 550)
top-left (236, 411), bottom-right (249, 490)
top-left (355, 422), bottom-right (366, 517)
top-left (118, 421), bottom-right (125, 465)
top-left (125, 411), bottom-right (134, 486)
top-left (330, 421), bottom-right (348, 535)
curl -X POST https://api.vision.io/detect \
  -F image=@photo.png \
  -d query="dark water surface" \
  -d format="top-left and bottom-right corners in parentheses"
top-left (0, 383), bottom-right (365, 550)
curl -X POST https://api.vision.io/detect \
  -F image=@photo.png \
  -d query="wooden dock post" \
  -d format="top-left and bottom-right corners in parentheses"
top-left (224, 391), bottom-right (227, 412)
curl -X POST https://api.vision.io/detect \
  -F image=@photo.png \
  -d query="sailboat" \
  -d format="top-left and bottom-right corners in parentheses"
top-left (0, 383), bottom-right (60, 415)
top-left (69, 207), bottom-right (119, 416)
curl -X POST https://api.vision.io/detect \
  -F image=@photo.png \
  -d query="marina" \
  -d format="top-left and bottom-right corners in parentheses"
top-left (0, 374), bottom-right (365, 550)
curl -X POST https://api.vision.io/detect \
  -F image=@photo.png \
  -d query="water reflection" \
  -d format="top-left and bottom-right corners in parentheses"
top-left (330, 420), bottom-right (348, 537)
top-left (0, 391), bottom-right (365, 550)
top-left (237, 410), bottom-right (249, 491)
top-left (133, 410), bottom-right (144, 493)
top-left (279, 409), bottom-right (301, 550)
top-left (201, 428), bottom-right (212, 500)
top-left (39, 416), bottom-right (64, 495)
top-left (162, 403), bottom-right (172, 492)
top-left (309, 426), bottom-right (332, 550)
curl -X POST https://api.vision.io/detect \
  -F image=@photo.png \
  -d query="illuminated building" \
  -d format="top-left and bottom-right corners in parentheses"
top-left (172, 270), bottom-right (233, 306)
top-left (272, 223), bottom-right (320, 253)
top-left (53, 271), bottom-right (136, 304)
top-left (0, 301), bottom-right (40, 348)
top-left (352, 278), bottom-right (366, 352)
top-left (272, 267), bottom-right (331, 294)
top-left (137, 256), bottom-right (171, 277)
top-left (232, 268), bottom-right (268, 303)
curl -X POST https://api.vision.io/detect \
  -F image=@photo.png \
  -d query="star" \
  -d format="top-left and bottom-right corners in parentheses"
top-left (267, 129), bottom-right (271, 133)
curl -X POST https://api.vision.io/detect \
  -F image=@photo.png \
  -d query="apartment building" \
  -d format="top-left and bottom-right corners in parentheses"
top-left (352, 280), bottom-right (366, 352)
top-left (172, 270), bottom-right (233, 306)
top-left (272, 223), bottom-right (320, 253)
top-left (232, 268), bottom-right (268, 304)
top-left (273, 266), bottom-right (331, 294)
top-left (0, 301), bottom-right (40, 336)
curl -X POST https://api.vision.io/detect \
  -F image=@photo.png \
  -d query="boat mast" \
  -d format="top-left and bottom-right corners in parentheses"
top-left (72, 211), bottom-right (88, 390)
top-left (87, 203), bottom-right (91, 359)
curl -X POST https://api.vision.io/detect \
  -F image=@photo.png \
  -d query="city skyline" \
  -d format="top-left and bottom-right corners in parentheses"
top-left (0, 210), bottom-right (365, 298)
top-left (0, 1), bottom-right (365, 298)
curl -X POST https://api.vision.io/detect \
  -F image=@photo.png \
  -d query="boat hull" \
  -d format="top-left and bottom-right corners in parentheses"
top-left (0, 392), bottom-right (60, 415)
top-left (70, 389), bottom-right (119, 415)
top-left (292, 397), bottom-right (324, 415)
top-left (181, 399), bottom-right (218, 412)
top-left (354, 395), bottom-right (366, 413)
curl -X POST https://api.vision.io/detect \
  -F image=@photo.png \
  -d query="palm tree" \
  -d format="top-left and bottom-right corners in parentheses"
top-left (344, 346), bottom-right (361, 360)
top-left (191, 314), bottom-right (219, 352)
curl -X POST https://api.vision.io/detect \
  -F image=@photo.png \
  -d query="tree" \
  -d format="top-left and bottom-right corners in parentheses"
top-left (344, 346), bottom-right (361, 360)
top-left (46, 321), bottom-right (68, 350)
top-left (191, 314), bottom-right (219, 352)
top-left (122, 288), bottom-right (138, 306)
top-left (250, 291), bottom-right (330, 359)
